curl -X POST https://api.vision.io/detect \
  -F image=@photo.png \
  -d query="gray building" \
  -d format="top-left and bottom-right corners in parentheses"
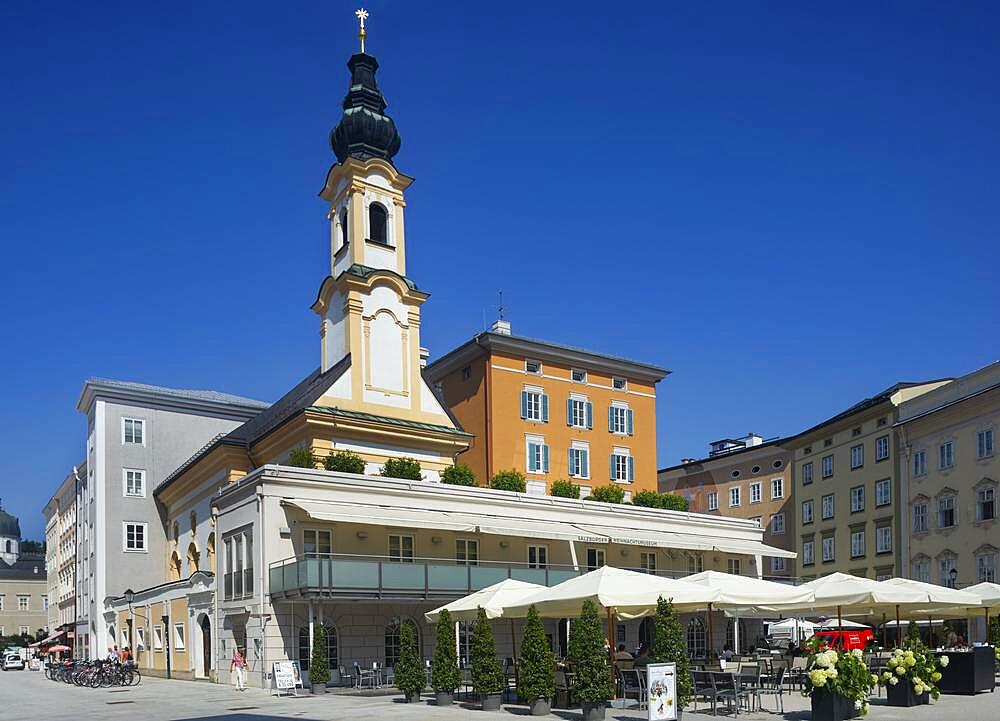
top-left (74, 379), bottom-right (267, 659)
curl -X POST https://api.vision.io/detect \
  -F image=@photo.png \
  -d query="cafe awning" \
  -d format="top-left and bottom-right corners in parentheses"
top-left (573, 524), bottom-right (796, 559)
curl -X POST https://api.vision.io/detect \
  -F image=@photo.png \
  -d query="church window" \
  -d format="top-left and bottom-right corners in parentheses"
top-left (340, 209), bottom-right (349, 249)
top-left (368, 202), bottom-right (388, 244)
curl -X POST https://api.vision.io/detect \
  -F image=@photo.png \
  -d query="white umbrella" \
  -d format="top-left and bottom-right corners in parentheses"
top-left (424, 578), bottom-right (544, 623)
top-left (795, 573), bottom-right (928, 640)
top-left (903, 581), bottom-right (999, 643)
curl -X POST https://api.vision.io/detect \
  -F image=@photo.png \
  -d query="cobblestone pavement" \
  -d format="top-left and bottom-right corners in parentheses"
top-left (1, 669), bottom-right (995, 721)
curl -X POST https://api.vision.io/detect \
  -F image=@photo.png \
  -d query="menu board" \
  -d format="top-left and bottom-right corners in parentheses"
top-left (273, 660), bottom-right (297, 690)
top-left (646, 662), bottom-right (677, 721)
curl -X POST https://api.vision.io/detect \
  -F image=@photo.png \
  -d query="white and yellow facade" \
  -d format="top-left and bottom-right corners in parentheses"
top-left (43, 465), bottom-right (80, 638)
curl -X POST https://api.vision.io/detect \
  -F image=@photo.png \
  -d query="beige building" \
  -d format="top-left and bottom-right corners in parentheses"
top-left (43, 464), bottom-right (81, 640)
top-left (787, 381), bottom-right (949, 581)
top-left (659, 434), bottom-right (795, 579)
top-left (897, 362), bottom-right (999, 603)
top-left (0, 505), bottom-right (48, 640)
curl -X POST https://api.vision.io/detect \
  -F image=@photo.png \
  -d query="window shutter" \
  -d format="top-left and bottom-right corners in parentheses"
top-left (628, 456), bottom-right (635, 482)
top-left (568, 449), bottom-right (576, 476)
top-left (627, 409), bottom-right (634, 435)
top-left (608, 406), bottom-right (614, 433)
top-left (520, 391), bottom-right (528, 419)
top-left (527, 443), bottom-right (537, 472)
top-left (542, 444), bottom-right (550, 473)
top-left (586, 402), bottom-right (593, 429)
top-left (610, 455), bottom-right (616, 481)
top-left (566, 399), bottom-right (573, 426)
top-left (541, 394), bottom-right (549, 422)
top-left (582, 450), bottom-right (589, 478)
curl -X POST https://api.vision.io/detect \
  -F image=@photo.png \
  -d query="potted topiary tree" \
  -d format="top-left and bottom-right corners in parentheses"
top-left (651, 596), bottom-right (692, 718)
top-left (323, 450), bottom-right (366, 474)
top-left (309, 624), bottom-right (328, 694)
top-left (470, 606), bottom-right (505, 711)
top-left (569, 599), bottom-right (614, 721)
top-left (518, 605), bottom-right (555, 715)
top-left (381, 457), bottom-right (424, 480)
top-left (431, 609), bottom-right (461, 705)
top-left (441, 463), bottom-right (477, 486)
top-left (395, 621), bottom-right (425, 703)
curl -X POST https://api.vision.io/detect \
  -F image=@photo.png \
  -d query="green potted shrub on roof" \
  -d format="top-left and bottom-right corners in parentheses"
top-left (651, 596), bottom-right (692, 718)
top-left (431, 609), bottom-right (461, 705)
top-left (309, 624), bottom-right (329, 694)
top-left (489, 469), bottom-right (526, 493)
top-left (470, 606), bottom-right (505, 711)
top-left (441, 463), bottom-right (477, 486)
top-left (395, 621), bottom-right (425, 703)
top-left (323, 450), bottom-right (366, 473)
top-left (569, 599), bottom-right (614, 721)
top-left (381, 457), bottom-right (424, 480)
top-left (518, 605), bottom-right (556, 715)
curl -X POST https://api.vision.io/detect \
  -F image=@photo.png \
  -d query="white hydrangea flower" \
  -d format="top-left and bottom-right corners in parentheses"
top-left (939, 655), bottom-right (949, 667)
top-left (888, 676), bottom-right (899, 686)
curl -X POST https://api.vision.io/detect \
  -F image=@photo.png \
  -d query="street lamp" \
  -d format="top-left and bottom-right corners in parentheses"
top-left (123, 589), bottom-right (135, 663)
top-left (949, 568), bottom-right (958, 588)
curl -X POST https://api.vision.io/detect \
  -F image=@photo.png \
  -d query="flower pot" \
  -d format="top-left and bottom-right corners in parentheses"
top-left (435, 691), bottom-right (454, 706)
top-left (810, 689), bottom-right (859, 721)
top-left (528, 697), bottom-right (550, 716)
top-left (581, 701), bottom-right (607, 721)
top-left (405, 691), bottom-right (421, 703)
top-left (310, 683), bottom-right (326, 695)
top-left (480, 692), bottom-right (502, 711)
top-left (886, 681), bottom-right (928, 707)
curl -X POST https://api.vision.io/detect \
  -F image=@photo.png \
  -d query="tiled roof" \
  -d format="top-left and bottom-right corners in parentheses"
top-left (0, 556), bottom-right (46, 580)
top-left (85, 377), bottom-right (269, 409)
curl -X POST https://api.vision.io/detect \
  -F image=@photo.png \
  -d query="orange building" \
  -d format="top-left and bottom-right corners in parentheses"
top-left (424, 321), bottom-right (669, 497)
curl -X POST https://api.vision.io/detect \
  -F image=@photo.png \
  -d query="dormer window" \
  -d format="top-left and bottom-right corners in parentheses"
top-left (340, 209), bottom-right (349, 249)
top-left (369, 202), bottom-right (388, 244)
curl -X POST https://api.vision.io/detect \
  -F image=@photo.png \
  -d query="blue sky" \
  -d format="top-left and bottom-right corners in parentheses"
top-left (1, 2), bottom-right (997, 540)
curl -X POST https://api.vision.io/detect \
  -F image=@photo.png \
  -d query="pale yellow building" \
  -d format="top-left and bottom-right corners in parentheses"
top-left (43, 464), bottom-right (80, 641)
top-left (0, 505), bottom-right (48, 640)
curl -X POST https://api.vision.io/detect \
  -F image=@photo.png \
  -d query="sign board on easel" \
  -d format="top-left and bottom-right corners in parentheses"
top-left (646, 662), bottom-right (678, 721)
top-left (272, 660), bottom-right (303, 696)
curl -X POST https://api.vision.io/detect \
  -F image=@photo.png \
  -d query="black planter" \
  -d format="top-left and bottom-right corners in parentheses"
top-left (810, 689), bottom-right (859, 721)
top-left (581, 701), bottom-right (607, 721)
top-left (404, 691), bottom-right (421, 703)
top-left (435, 691), bottom-right (454, 706)
top-left (481, 692), bottom-right (502, 711)
top-left (886, 680), bottom-right (928, 707)
top-left (528, 697), bottom-right (550, 716)
top-left (310, 684), bottom-right (326, 695)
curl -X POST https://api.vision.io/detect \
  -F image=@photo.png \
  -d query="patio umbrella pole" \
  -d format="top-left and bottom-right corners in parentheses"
top-left (882, 612), bottom-right (887, 649)
top-left (985, 608), bottom-right (990, 645)
top-left (707, 603), bottom-right (714, 661)
top-left (837, 605), bottom-right (843, 636)
top-left (895, 605), bottom-right (901, 649)
top-left (510, 619), bottom-right (517, 677)
top-left (607, 607), bottom-right (616, 700)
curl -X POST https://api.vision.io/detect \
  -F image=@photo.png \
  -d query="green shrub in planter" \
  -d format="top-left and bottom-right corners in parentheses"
top-left (585, 484), bottom-right (625, 504)
top-left (470, 606), bottom-right (505, 699)
top-left (381, 457), bottom-right (423, 480)
top-left (550, 479), bottom-right (581, 499)
top-left (651, 596), bottom-right (692, 709)
top-left (309, 624), bottom-right (329, 689)
top-left (288, 447), bottom-right (317, 469)
top-left (489, 469), bottom-right (526, 493)
top-left (441, 464), bottom-right (477, 486)
top-left (568, 599), bottom-right (614, 705)
top-left (517, 605), bottom-right (555, 704)
top-left (394, 622), bottom-right (425, 700)
top-left (431, 609), bottom-right (461, 696)
top-left (323, 450), bottom-right (366, 473)
top-left (632, 491), bottom-right (690, 511)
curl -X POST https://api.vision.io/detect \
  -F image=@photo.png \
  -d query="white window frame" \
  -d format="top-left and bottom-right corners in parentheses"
top-left (850, 485), bottom-right (865, 513)
top-left (850, 444), bottom-right (864, 469)
top-left (136, 627), bottom-right (145, 650)
top-left (586, 548), bottom-right (606, 572)
top-left (912, 559), bottom-right (930, 583)
top-left (571, 368), bottom-right (587, 383)
top-left (939, 441), bottom-right (954, 469)
top-left (938, 495), bottom-right (957, 528)
top-left (976, 487), bottom-right (996, 522)
top-left (611, 448), bottom-right (633, 483)
top-left (639, 551), bottom-right (656, 574)
top-left (687, 553), bottom-right (704, 574)
top-left (17, 595), bottom-right (29, 611)
top-left (939, 557), bottom-right (957, 587)
top-left (122, 522), bottom-right (148, 552)
top-left (456, 538), bottom-right (479, 566)
top-left (707, 492), bottom-right (719, 511)
top-left (569, 398), bottom-right (589, 429)
top-left (771, 557), bottom-right (787, 573)
top-left (173, 622), bottom-right (185, 650)
top-left (802, 499), bottom-right (814, 524)
top-left (610, 403), bottom-right (630, 435)
top-left (875, 478), bottom-right (891, 507)
top-left (749, 482), bottom-right (761, 504)
top-left (850, 530), bottom-right (865, 558)
top-left (913, 450), bottom-right (927, 477)
top-left (822, 536), bottom-right (835, 562)
top-left (802, 462), bottom-right (813, 485)
top-left (522, 388), bottom-right (546, 422)
top-left (770, 513), bottom-right (785, 535)
top-left (525, 435), bottom-right (549, 475)
top-left (771, 477), bottom-right (784, 500)
top-left (388, 534), bottom-right (414, 563)
top-left (802, 540), bottom-right (815, 566)
top-left (612, 376), bottom-right (627, 391)
top-left (729, 486), bottom-right (741, 508)
top-left (527, 544), bottom-right (548, 569)
top-left (122, 468), bottom-right (146, 498)
top-left (568, 443), bottom-right (590, 479)
top-left (525, 359), bottom-right (542, 375)
top-left (876, 526), bottom-right (892, 554)
top-left (875, 435), bottom-right (890, 461)
top-left (977, 552), bottom-right (998, 583)
top-left (727, 558), bottom-right (742, 575)
top-left (153, 624), bottom-right (163, 651)
top-left (912, 502), bottom-right (928, 533)
top-left (978, 430), bottom-right (995, 459)
top-left (303, 528), bottom-right (333, 557)
top-left (821, 494), bottom-right (835, 520)
top-left (122, 417), bottom-right (145, 446)
top-left (821, 455), bottom-right (834, 478)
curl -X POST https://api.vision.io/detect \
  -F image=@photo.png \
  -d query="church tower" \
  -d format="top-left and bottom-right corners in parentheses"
top-left (309, 11), bottom-right (465, 462)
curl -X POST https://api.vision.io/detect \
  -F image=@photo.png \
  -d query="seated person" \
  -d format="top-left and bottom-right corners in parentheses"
top-left (633, 644), bottom-right (652, 667)
top-left (614, 643), bottom-right (634, 661)
top-left (720, 643), bottom-right (734, 661)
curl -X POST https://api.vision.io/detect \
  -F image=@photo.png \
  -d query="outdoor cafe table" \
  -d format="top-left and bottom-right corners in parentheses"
top-left (934, 647), bottom-right (994, 695)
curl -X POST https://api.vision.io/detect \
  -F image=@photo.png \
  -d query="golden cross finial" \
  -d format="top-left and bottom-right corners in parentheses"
top-left (355, 8), bottom-right (369, 53)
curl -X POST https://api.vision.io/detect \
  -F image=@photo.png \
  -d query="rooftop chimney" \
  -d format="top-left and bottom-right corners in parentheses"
top-left (489, 319), bottom-right (511, 336)
top-left (742, 433), bottom-right (764, 447)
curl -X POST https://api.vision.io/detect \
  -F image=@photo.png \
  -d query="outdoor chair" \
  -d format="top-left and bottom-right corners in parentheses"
top-left (620, 669), bottom-right (645, 709)
top-left (788, 656), bottom-right (808, 690)
top-left (383, 665), bottom-right (395, 688)
top-left (555, 670), bottom-right (571, 708)
top-left (736, 663), bottom-right (762, 712)
top-left (353, 662), bottom-right (376, 689)
top-left (758, 666), bottom-right (786, 713)
top-left (338, 665), bottom-right (354, 687)
top-left (690, 670), bottom-right (718, 714)
top-left (504, 665), bottom-right (517, 703)
top-left (459, 668), bottom-right (473, 700)
top-left (710, 671), bottom-right (741, 716)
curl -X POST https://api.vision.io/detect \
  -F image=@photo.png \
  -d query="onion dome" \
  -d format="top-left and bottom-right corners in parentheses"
top-left (329, 52), bottom-right (401, 164)
top-left (0, 504), bottom-right (20, 538)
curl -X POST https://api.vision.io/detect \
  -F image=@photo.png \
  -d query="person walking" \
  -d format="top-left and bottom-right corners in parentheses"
top-left (231, 646), bottom-right (247, 691)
